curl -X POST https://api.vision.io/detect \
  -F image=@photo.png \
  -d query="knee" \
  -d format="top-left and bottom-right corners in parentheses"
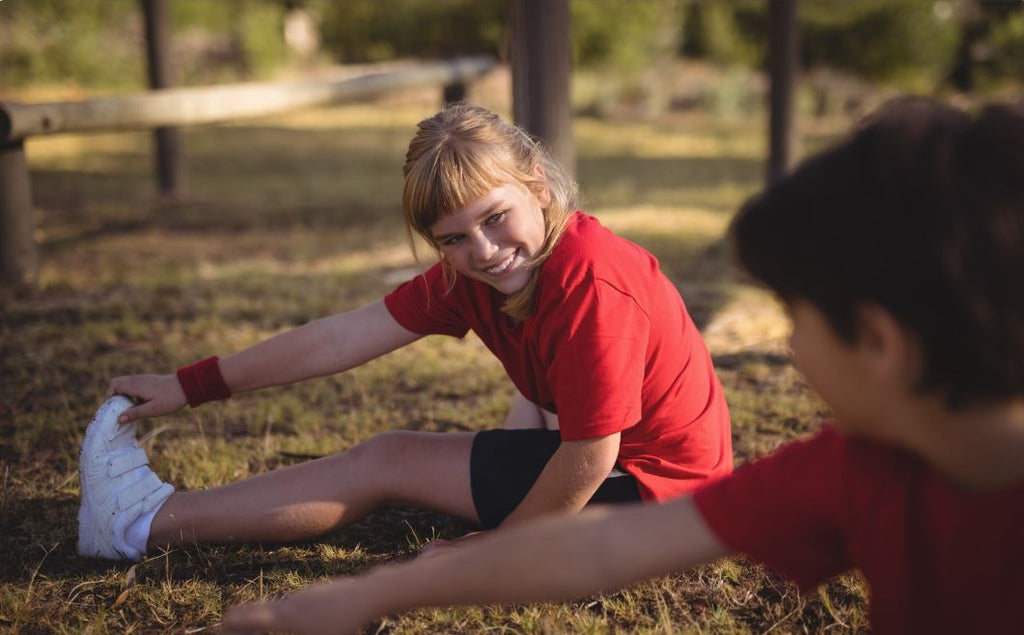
top-left (348, 430), bottom-right (422, 466)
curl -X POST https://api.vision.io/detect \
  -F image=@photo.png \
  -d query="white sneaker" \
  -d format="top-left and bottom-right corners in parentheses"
top-left (78, 396), bottom-right (174, 561)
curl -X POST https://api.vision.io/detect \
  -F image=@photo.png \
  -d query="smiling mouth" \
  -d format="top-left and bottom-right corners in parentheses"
top-left (484, 249), bottom-right (518, 276)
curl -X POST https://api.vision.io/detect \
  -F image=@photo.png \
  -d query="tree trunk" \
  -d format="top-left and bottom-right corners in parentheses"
top-left (768, 0), bottom-right (799, 185)
top-left (141, 0), bottom-right (183, 197)
top-left (510, 0), bottom-right (575, 177)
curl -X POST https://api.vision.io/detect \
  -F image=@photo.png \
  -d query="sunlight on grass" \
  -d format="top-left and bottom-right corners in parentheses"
top-left (198, 243), bottom-right (416, 280)
top-left (596, 205), bottom-right (729, 237)
top-left (26, 131), bottom-right (150, 164)
top-left (229, 103), bottom-right (436, 132)
top-left (702, 287), bottom-right (790, 355)
top-left (576, 116), bottom-right (765, 159)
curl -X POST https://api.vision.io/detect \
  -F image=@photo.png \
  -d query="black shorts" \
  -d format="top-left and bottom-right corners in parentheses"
top-left (470, 428), bottom-right (642, 529)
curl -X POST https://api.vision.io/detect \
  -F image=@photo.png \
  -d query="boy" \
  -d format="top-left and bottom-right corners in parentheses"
top-left (223, 98), bottom-right (1024, 635)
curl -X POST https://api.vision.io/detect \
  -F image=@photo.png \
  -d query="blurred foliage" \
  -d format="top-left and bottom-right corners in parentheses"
top-left (1, 0), bottom-right (1022, 98)
top-left (682, 1), bottom-right (762, 67)
top-left (571, 1), bottom-right (681, 71)
top-left (317, 0), bottom-right (506, 63)
top-left (988, 11), bottom-right (1024, 88)
top-left (170, 0), bottom-right (289, 84)
top-left (0, 0), bottom-right (288, 89)
top-left (683, 0), bottom-right (961, 86)
top-left (571, 1), bottom-right (683, 119)
top-left (798, 0), bottom-right (959, 87)
top-left (0, 0), bottom-right (144, 88)
top-left (948, 0), bottom-right (1024, 92)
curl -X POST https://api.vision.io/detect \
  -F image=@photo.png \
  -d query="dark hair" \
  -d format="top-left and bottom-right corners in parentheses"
top-left (730, 97), bottom-right (1024, 408)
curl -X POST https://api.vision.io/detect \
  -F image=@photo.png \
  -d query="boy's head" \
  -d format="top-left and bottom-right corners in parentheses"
top-left (730, 97), bottom-right (1024, 409)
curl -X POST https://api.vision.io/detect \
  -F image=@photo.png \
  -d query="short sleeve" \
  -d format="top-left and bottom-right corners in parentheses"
top-left (542, 278), bottom-right (649, 441)
top-left (692, 427), bottom-right (852, 591)
top-left (383, 264), bottom-right (470, 338)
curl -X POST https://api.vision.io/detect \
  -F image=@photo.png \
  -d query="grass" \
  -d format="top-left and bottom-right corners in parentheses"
top-left (0, 84), bottom-right (868, 633)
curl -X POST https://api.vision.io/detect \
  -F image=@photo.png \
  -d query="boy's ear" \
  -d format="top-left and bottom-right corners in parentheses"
top-left (856, 304), bottom-right (920, 387)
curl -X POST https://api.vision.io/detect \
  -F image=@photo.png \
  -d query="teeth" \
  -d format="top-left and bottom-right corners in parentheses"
top-left (485, 251), bottom-right (515, 275)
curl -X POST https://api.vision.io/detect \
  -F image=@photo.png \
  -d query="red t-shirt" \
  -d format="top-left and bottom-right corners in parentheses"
top-left (693, 425), bottom-right (1024, 634)
top-left (384, 212), bottom-right (733, 501)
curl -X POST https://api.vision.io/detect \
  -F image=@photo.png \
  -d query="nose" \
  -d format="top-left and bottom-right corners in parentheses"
top-left (469, 230), bottom-right (498, 263)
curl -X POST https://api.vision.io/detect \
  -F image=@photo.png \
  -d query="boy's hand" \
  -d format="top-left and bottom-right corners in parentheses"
top-left (222, 579), bottom-right (373, 635)
top-left (106, 374), bottom-right (186, 424)
top-left (419, 531), bottom-right (489, 559)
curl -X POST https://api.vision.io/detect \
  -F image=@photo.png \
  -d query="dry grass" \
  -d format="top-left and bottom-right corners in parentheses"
top-left (0, 83), bottom-right (867, 634)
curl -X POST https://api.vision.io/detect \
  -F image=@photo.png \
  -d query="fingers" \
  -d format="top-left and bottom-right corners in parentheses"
top-left (119, 401), bottom-right (159, 425)
top-left (107, 376), bottom-right (143, 402)
top-left (105, 374), bottom-right (185, 424)
top-left (222, 603), bottom-right (280, 634)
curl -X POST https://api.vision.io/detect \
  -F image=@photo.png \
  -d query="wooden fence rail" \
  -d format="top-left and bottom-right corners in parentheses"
top-left (0, 56), bottom-right (496, 291)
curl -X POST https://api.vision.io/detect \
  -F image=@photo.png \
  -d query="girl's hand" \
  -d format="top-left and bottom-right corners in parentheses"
top-left (221, 579), bottom-right (374, 635)
top-left (106, 374), bottom-right (187, 424)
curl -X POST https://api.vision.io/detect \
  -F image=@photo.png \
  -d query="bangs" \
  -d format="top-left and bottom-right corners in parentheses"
top-left (404, 140), bottom-right (528, 241)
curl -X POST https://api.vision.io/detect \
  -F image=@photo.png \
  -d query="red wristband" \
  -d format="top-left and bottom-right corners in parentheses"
top-left (176, 356), bottom-right (231, 407)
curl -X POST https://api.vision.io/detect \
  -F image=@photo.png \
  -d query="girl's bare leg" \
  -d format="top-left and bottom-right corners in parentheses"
top-left (148, 431), bottom-right (477, 549)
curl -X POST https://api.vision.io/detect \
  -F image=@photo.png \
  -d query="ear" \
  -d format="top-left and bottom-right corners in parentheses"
top-left (856, 304), bottom-right (920, 388)
top-left (531, 164), bottom-right (552, 208)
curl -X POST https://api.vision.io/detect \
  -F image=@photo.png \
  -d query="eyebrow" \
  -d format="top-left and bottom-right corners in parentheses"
top-left (431, 200), bottom-right (505, 241)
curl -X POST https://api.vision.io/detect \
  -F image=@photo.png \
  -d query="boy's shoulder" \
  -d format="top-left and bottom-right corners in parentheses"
top-left (740, 424), bottom-right (979, 496)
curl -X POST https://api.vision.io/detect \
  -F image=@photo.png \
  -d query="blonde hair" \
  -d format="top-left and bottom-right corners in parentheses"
top-left (402, 103), bottom-right (579, 320)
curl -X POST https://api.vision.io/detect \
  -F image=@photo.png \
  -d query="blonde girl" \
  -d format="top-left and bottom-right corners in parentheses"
top-left (79, 104), bottom-right (732, 562)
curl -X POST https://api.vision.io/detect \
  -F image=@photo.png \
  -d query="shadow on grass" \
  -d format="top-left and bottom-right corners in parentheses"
top-left (0, 493), bottom-right (473, 583)
top-left (0, 497), bottom-right (80, 583)
top-left (29, 124), bottom-right (410, 237)
top-left (713, 350), bottom-right (791, 371)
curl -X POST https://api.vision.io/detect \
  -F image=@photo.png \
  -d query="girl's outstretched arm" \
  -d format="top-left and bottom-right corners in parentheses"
top-left (109, 299), bottom-right (421, 422)
top-left (216, 299), bottom-right (420, 392)
top-left (221, 496), bottom-right (729, 635)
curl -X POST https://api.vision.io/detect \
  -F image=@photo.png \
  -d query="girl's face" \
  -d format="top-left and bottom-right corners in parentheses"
top-left (430, 182), bottom-right (550, 295)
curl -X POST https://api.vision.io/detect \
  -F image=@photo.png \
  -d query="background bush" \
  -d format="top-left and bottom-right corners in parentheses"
top-left (1, 0), bottom-right (1021, 100)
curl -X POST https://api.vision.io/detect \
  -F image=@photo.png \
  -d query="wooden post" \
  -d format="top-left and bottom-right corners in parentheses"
top-left (767, 0), bottom-right (799, 185)
top-left (141, 0), bottom-right (183, 197)
top-left (0, 142), bottom-right (38, 291)
top-left (443, 81), bottom-right (466, 105)
top-left (511, 0), bottom-right (575, 177)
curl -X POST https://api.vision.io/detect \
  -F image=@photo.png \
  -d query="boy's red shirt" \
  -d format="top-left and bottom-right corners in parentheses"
top-left (693, 425), bottom-right (1024, 634)
top-left (385, 211), bottom-right (733, 501)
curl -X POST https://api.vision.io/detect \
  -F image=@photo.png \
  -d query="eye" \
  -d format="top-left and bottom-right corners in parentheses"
top-left (485, 210), bottom-right (507, 225)
top-left (439, 234), bottom-right (464, 247)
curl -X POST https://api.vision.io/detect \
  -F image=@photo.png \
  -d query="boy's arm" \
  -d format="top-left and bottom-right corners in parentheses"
top-left (109, 299), bottom-right (421, 421)
top-left (222, 496), bottom-right (729, 635)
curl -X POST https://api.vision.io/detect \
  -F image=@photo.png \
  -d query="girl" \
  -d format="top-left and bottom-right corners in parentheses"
top-left (79, 103), bottom-right (732, 562)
